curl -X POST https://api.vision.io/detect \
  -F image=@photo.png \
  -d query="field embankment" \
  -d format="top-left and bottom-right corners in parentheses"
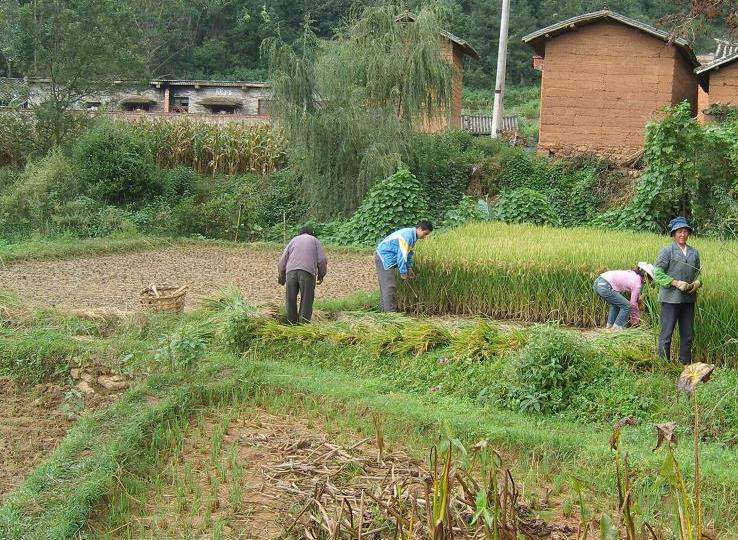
top-left (401, 222), bottom-right (738, 365)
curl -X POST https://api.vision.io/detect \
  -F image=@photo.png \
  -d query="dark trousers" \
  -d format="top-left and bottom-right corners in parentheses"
top-left (285, 270), bottom-right (316, 324)
top-left (658, 302), bottom-right (695, 364)
top-left (375, 254), bottom-right (397, 312)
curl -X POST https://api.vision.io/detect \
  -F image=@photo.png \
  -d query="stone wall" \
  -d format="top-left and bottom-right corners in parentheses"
top-left (537, 21), bottom-right (697, 160)
top-left (170, 86), bottom-right (271, 115)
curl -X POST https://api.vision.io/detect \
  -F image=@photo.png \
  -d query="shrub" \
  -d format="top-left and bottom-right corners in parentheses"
top-left (409, 130), bottom-right (483, 217)
top-left (440, 195), bottom-right (488, 228)
top-left (0, 150), bottom-right (78, 237)
top-left (160, 166), bottom-right (202, 201)
top-left (338, 168), bottom-right (430, 245)
top-left (494, 187), bottom-right (561, 226)
top-left (250, 168), bottom-right (308, 229)
top-left (0, 112), bottom-right (36, 167)
top-left (506, 326), bottom-right (598, 414)
top-left (73, 121), bottom-right (160, 205)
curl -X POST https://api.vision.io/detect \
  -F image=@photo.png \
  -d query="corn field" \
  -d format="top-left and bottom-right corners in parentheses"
top-left (399, 222), bottom-right (738, 365)
top-left (128, 117), bottom-right (286, 176)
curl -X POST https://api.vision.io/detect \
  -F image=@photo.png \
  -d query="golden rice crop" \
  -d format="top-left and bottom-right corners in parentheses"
top-left (127, 117), bottom-right (286, 176)
top-left (400, 222), bottom-right (738, 365)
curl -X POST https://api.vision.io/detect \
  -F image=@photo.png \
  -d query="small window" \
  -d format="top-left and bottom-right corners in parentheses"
top-left (85, 101), bottom-right (101, 110)
top-left (172, 96), bottom-right (189, 113)
top-left (122, 102), bottom-right (153, 112)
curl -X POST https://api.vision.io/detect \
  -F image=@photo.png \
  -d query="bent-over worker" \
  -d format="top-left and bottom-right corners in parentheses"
top-left (592, 262), bottom-right (655, 330)
top-left (278, 226), bottom-right (328, 324)
top-left (653, 217), bottom-right (702, 364)
top-left (375, 221), bottom-right (433, 312)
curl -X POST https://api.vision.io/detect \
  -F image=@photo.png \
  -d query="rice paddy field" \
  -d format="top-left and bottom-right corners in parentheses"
top-left (3, 236), bottom-right (738, 539)
top-left (400, 222), bottom-right (738, 365)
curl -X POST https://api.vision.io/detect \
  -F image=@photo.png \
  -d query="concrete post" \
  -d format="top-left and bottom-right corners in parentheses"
top-left (491, 0), bottom-right (511, 138)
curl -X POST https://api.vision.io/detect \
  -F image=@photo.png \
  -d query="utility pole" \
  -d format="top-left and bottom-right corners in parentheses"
top-left (491, 0), bottom-right (511, 138)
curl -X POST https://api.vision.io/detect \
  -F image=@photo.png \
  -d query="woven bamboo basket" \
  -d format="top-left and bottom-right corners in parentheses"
top-left (139, 284), bottom-right (187, 313)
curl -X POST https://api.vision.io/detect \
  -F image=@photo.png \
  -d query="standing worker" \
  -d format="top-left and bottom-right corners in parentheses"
top-left (278, 226), bottom-right (328, 324)
top-left (375, 221), bottom-right (433, 312)
top-left (653, 217), bottom-right (702, 364)
top-left (592, 262), bottom-right (655, 330)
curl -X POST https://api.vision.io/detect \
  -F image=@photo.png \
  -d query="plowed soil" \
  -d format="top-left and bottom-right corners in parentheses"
top-left (0, 246), bottom-right (375, 311)
top-left (0, 377), bottom-right (123, 500)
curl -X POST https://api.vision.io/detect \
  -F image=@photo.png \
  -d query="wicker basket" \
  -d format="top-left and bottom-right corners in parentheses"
top-left (139, 284), bottom-right (187, 313)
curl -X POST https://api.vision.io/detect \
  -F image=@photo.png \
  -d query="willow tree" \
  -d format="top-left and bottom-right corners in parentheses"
top-left (263, 3), bottom-right (453, 218)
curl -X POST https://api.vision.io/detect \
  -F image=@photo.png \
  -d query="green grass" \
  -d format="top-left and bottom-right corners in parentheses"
top-left (0, 354), bottom-right (260, 540)
top-left (5, 290), bottom-right (738, 538)
top-left (401, 222), bottom-right (738, 365)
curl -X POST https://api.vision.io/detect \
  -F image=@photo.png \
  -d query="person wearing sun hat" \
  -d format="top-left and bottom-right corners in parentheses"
top-left (592, 261), bottom-right (655, 330)
top-left (653, 216), bottom-right (702, 364)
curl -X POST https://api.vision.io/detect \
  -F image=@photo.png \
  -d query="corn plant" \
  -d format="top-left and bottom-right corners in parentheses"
top-left (400, 222), bottom-right (738, 366)
top-left (425, 445), bottom-right (454, 540)
top-left (126, 117), bottom-right (286, 176)
top-left (654, 422), bottom-right (694, 540)
top-left (571, 476), bottom-right (593, 540)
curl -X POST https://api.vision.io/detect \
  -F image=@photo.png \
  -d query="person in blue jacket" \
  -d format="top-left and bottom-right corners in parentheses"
top-left (375, 221), bottom-right (433, 312)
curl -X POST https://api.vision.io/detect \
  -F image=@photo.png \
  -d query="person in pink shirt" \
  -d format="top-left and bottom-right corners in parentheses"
top-left (592, 262), bottom-right (655, 330)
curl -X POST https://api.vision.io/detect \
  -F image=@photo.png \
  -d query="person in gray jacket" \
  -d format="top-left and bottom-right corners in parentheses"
top-left (653, 217), bottom-right (702, 364)
top-left (278, 226), bottom-right (328, 324)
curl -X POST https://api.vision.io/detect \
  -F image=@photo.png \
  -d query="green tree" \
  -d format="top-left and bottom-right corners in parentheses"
top-left (264, 3), bottom-right (454, 218)
top-left (1, 0), bottom-right (146, 145)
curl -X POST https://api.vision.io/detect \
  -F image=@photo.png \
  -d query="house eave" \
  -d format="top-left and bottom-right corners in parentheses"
top-left (522, 10), bottom-right (699, 68)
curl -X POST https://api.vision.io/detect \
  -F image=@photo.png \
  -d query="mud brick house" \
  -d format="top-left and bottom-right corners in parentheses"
top-left (396, 12), bottom-right (480, 131)
top-left (695, 43), bottom-right (738, 118)
top-left (523, 10), bottom-right (700, 160)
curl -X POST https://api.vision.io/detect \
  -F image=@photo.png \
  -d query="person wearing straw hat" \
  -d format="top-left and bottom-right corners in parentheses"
top-left (592, 262), bottom-right (655, 330)
top-left (652, 216), bottom-right (702, 364)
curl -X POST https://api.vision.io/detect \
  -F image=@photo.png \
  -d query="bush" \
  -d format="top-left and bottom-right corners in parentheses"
top-left (409, 130), bottom-right (484, 217)
top-left (0, 112), bottom-right (36, 167)
top-left (506, 326), bottom-right (598, 414)
top-left (338, 168), bottom-right (430, 245)
top-left (0, 150), bottom-right (79, 237)
top-left (73, 121), bottom-right (160, 205)
top-left (160, 166), bottom-right (202, 201)
top-left (494, 187), bottom-right (561, 226)
top-left (250, 168), bottom-right (308, 229)
top-left (440, 195), bottom-right (488, 228)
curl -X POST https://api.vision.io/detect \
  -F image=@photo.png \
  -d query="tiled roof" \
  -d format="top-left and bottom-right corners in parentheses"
top-left (522, 10), bottom-right (699, 68)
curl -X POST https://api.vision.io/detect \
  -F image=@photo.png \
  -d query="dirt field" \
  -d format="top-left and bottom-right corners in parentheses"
top-left (0, 246), bottom-right (376, 311)
top-left (0, 377), bottom-right (124, 499)
top-left (90, 406), bottom-right (576, 540)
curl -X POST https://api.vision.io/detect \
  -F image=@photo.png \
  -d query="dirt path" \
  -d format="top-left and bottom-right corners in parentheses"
top-left (0, 246), bottom-right (376, 311)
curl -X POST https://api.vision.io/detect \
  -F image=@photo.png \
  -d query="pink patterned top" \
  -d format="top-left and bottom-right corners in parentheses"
top-left (601, 270), bottom-right (643, 323)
